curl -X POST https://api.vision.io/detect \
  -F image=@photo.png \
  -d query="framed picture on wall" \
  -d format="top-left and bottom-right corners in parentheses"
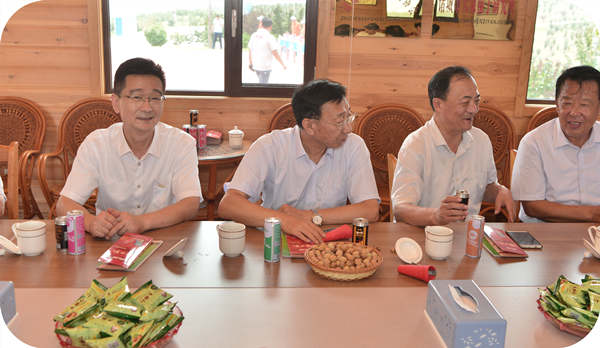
top-left (434, 0), bottom-right (458, 22)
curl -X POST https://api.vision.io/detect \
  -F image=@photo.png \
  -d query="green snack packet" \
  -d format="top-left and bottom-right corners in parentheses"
top-left (103, 277), bottom-right (131, 304)
top-left (84, 312), bottom-right (135, 338)
top-left (558, 281), bottom-right (586, 309)
top-left (104, 301), bottom-right (142, 321)
top-left (85, 336), bottom-right (125, 348)
top-left (85, 279), bottom-right (108, 301)
top-left (140, 302), bottom-right (176, 322)
top-left (126, 320), bottom-right (155, 348)
top-left (561, 308), bottom-right (597, 328)
top-left (556, 316), bottom-right (579, 325)
top-left (589, 291), bottom-right (600, 314)
top-left (131, 282), bottom-right (173, 312)
top-left (140, 313), bottom-right (183, 347)
top-left (64, 327), bottom-right (103, 347)
top-left (582, 279), bottom-right (600, 294)
top-left (54, 296), bottom-right (99, 327)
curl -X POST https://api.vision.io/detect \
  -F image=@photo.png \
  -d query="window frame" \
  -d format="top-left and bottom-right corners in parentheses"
top-left (101, 0), bottom-right (318, 98)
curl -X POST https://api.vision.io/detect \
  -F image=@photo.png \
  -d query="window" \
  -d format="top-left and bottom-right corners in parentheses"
top-left (527, 0), bottom-right (600, 102)
top-left (102, 0), bottom-right (317, 97)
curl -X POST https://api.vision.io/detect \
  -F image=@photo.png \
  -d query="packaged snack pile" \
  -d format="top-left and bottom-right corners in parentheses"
top-left (53, 277), bottom-right (183, 348)
top-left (538, 274), bottom-right (599, 337)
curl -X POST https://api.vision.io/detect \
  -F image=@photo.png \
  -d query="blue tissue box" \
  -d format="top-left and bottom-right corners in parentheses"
top-left (426, 280), bottom-right (506, 348)
top-left (0, 281), bottom-right (16, 324)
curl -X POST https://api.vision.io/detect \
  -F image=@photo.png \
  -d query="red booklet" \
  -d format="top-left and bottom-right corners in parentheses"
top-left (483, 225), bottom-right (528, 257)
top-left (98, 233), bottom-right (154, 269)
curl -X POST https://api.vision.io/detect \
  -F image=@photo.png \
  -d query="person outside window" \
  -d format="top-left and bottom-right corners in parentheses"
top-left (212, 15), bottom-right (224, 49)
top-left (248, 17), bottom-right (286, 84)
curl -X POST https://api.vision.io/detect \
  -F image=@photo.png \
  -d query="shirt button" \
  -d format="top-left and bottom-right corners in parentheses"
top-left (137, 204), bottom-right (141, 209)
top-left (137, 185), bottom-right (141, 189)
top-left (137, 162), bottom-right (141, 166)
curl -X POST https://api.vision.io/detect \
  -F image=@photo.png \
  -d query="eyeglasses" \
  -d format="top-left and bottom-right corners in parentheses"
top-left (123, 94), bottom-right (166, 106)
top-left (330, 111), bottom-right (357, 129)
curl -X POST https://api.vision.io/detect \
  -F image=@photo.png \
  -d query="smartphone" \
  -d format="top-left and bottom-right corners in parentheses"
top-left (506, 230), bottom-right (543, 249)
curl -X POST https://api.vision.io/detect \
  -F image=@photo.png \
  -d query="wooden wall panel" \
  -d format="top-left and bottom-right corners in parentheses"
top-left (0, 0), bottom-right (545, 217)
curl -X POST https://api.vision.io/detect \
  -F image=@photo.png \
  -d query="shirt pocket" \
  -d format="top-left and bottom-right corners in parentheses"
top-left (148, 180), bottom-right (172, 213)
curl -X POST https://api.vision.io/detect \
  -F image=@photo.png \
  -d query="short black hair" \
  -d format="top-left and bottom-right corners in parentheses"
top-left (114, 57), bottom-right (166, 96)
top-left (555, 65), bottom-right (600, 101)
top-left (427, 66), bottom-right (474, 110)
top-left (291, 80), bottom-right (346, 128)
top-left (262, 17), bottom-right (273, 28)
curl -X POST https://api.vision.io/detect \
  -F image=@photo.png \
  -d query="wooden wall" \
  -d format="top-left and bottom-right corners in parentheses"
top-left (0, 0), bottom-right (544, 215)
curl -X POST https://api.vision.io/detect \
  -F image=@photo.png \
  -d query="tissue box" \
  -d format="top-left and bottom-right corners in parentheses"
top-left (426, 280), bottom-right (506, 348)
top-left (0, 281), bottom-right (16, 324)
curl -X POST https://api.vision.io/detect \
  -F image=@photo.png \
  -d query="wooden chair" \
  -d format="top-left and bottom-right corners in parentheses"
top-left (267, 103), bottom-right (296, 132)
top-left (473, 105), bottom-right (516, 221)
top-left (527, 106), bottom-right (557, 132)
top-left (38, 98), bottom-right (121, 218)
top-left (0, 142), bottom-right (20, 218)
top-left (386, 153), bottom-right (397, 222)
top-left (355, 104), bottom-right (424, 221)
top-left (0, 97), bottom-right (46, 218)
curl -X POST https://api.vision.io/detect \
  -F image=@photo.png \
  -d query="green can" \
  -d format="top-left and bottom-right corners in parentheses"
top-left (264, 217), bottom-right (281, 262)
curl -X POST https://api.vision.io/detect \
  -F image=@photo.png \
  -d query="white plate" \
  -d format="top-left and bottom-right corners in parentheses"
top-left (395, 237), bottom-right (423, 264)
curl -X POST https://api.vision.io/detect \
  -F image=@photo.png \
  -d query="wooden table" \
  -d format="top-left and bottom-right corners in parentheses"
top-left (1, 220), bottom-right (597, 347)
top-left (197, 140), bottom-right (251, 219)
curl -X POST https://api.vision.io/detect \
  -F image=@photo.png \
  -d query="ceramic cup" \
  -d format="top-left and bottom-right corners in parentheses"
top-left (228, 126), bottom-right (244, 149)
top-left (217, 221), bottom-right (246, 257)
top-left (424, 226), bottom-right (454, 260)
top-left (12, 220), bottom-right (47, 256)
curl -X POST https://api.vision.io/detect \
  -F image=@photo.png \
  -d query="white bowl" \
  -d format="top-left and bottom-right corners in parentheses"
top-left (219, 234), bottom-right (245, 257)
top-left (425, 226), bottom-right (454, 260)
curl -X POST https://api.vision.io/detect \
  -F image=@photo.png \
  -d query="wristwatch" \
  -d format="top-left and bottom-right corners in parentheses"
top-left (311, 209), bottom-right (323, 226)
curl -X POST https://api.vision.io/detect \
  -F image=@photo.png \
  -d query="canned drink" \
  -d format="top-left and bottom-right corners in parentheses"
top-left (352, 218), bottom-right (369, 245)
top-left (55, 216), bottom-right (68, 251)
top-left (465, 215), bottom-right (485, 258)
top-left (67, 210), bottom-right (86, 255)
top-left (196, 124), bottom-right (207, 149)
top-left (264, 217), bottom-right (281, 262)
top-left (189, 125), bottom-right (199, 147)
top-left (456, 189), bottom-right (469, 206)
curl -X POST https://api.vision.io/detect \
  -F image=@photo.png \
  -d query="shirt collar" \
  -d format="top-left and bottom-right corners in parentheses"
top-left (115, 123), bottom-right (161, 158)
top-left (293, 125), bottom-right (333, 159)
top-left (551, 118), bottom-right (600, 149)
top-left (429, 118), bottom-right (474, 150)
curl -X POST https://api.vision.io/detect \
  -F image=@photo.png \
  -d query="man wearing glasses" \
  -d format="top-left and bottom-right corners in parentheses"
top-left (218, 79), bottom-right (380, 243)
top-left (56, 57), bottom-right (202, 238)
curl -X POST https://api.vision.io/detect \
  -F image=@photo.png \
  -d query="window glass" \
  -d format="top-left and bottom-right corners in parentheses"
top-left (527, 0), bottom-right (600, 101)
top-left (242, 1), bottom-right (306, 85)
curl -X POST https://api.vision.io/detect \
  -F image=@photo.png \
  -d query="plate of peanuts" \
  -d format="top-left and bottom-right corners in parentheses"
top-left (304, 242), bottom-right (383, 281)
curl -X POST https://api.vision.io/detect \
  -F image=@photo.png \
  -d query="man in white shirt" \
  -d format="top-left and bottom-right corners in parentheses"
top-left (391, 66), bottom-right (515, 226)
top-left (212, 15), bottom-right (223, 49)
top-left (218, 80), bottom-right (380, 243)
top-left (512, 65), bottom-right (600, 222)
top-left (56, 57), bottom-right (202, 239)
top-left (248, 17), bottom-right (286, 84)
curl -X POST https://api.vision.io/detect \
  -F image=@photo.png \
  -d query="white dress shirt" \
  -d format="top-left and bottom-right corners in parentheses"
top-left (228, 126), bottom-right (380, 211)
top-left (391, 118), bottom-right (498, 216)
top-left (248, 28), bottom-right (279, 71)
top-left (511, 118), bottom-right (600, 222)
top-left (61, 122), bottom-right (202, 215)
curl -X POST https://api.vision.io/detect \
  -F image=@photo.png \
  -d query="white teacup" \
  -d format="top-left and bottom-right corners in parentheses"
top-left (425, 226), bottom-right (454, 260)
top-left (12, 221), bottom-right (47, 256)
top-left (217, 221), bottom-right (246, 257)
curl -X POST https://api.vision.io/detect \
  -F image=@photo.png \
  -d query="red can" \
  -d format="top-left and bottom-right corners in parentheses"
top-left (67, 210), bottom-right (86, 255)
top-left (465, 215), bottom-right (484, 258)
top-left (189, 125), bottom-right (199, 147)
top-left (196, 124), bottom-right (207, 149)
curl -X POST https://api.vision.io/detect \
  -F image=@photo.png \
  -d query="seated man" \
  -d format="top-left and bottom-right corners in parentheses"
top-left (391, 66), bottom-right (514, 226)
top-left (218, 80), bottom-right (380, 243)
top-left (512, 65), bottom-right (600, 222)
top-left (56, 57), bottom-right (202, 238)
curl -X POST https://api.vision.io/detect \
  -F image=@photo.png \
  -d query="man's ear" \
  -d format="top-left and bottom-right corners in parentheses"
top-left (111, 94), bottom-right (121, 114)
top-left (432, 97), bottom-right (444, 113)
top-left (301, 118), bottom-right (316, 135)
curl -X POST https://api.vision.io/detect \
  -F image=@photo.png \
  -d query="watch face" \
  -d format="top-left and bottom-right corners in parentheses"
top-left (312, 215), bottom-right (322, 225)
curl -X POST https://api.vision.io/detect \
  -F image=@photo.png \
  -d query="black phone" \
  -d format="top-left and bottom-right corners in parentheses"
top-left (506, 230), bottom-right (543, 249)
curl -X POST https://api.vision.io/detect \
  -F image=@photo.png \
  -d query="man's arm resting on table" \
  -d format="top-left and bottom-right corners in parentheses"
top-left (394, 196), bottom-right (468, 227)
top-left (217, 189), bottom-right (324, 243)
top-left (317, 199), bottom-right (379, 224)
top-left (56, 195), bottom-right (113, 238)
top-left (522, 200), bottom-right (600, 222)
